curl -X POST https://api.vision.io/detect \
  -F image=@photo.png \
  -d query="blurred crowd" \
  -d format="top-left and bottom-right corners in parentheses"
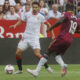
top-left (0, 0), bottom-right (80, 37)
top-left (0, 0), bottom-right (80, 20)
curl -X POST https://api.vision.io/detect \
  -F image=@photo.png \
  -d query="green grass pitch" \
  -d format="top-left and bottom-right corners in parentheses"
top-left (0, 64), bottom-right (80, 80)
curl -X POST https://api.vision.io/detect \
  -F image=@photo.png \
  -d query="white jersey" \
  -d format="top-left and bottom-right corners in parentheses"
top-left (0, 0), bottom-right (5, 5)
top-left (22, 6), bottom-right (32, 13)
top-left (21, 12), bottom-right (45, 39)
top-left (48, 10), bottom-right (62, 19)
top-left (9, 0), bottom-right (16, 6)
top-left (4, 12), bottom-right (20, 20)
top-left (40, 8), bottom-right (48, 15)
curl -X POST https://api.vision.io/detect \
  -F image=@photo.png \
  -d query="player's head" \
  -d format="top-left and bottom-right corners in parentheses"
top-left (25, 3), bottom-right (31, 12)
top-left (66, 3), bottom-right (75, 12)
top-left (32, 2), bottom-right (40, 14)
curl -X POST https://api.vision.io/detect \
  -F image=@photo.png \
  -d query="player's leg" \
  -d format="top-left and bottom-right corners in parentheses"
top-left (15, 48), bottom-right (23, 74)
top-left (48, 37), bottom-right (68, 76)
top-left (55, 52), bottom-right (66, 68)
top-left (27, 39), bottom-right (55, 76)
top-left (52, 38), bottom-right (68, 77)
top-left (27, 50), bottom-right (51, 77)
top-left (54, 38), bottom-right (72, 77)
top-left (33, 49), bottom-right (53, 73)
top-left (55, 52), bottom-right (67, 77)
top-left (29, 39), bottom-right (53, 73)
top-left (15, 38), bottom-right (28, 74)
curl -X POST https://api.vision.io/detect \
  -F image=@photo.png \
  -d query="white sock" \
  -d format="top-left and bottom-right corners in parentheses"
top-left (36, 57), bottom-right (47, 73)
top-left (55, 55), bottom-right (65, 67)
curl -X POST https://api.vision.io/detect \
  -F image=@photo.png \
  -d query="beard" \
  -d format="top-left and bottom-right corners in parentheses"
top-left (33, 10), bottom-right (37, 14)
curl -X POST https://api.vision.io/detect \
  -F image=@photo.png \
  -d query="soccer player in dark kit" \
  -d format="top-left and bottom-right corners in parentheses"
top-left (27, 3), bottom-right (78, 77)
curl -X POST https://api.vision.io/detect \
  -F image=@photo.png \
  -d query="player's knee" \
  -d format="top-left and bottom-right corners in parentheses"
top-left (43, 53), bottom-right (49, 59)
top-left (34, 53), bottom-right (39, 56)
top-left (34, 52), bottom-right (42, 59)
top-left (16, 48), bottom-right (22, 56)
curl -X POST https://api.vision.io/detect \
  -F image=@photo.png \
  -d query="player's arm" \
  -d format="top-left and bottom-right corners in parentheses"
top-left (51, 30), bottom-right (55, 39)
top-left (10, 18), bottom-right (23, 29)
top-left (44, 21), bottom-right (55, 39)
top-left (47, 17), bottom-right (67, 32)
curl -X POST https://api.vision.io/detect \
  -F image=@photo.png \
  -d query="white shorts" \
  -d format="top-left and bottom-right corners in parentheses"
top-left (17, 37), bottom-right (40, 51)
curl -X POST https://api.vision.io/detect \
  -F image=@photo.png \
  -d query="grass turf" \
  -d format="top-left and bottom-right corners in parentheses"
top-left (0, 64), bottom-right (80, 80)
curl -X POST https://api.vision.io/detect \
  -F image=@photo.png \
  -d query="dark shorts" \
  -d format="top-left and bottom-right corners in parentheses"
top-left (48, 37), bottom-right (72, 55)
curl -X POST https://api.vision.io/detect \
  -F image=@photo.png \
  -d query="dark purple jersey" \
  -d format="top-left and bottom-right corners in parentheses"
top-left (48, 12), bottom-right (78, 54)
top-left (58, 12), bottom-right (78, 40)
top-left (77, 18), bottom-right (80, 30)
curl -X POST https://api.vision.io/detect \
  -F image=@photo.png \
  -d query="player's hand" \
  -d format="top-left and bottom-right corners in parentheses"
top-left (9, 25), bottom-right (16, 29)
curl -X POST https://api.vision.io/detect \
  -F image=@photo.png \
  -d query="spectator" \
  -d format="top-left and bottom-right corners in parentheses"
top-left (20, 3), bottom-right (31, 20)
top-left (0, 0), bottom-right (5, 6)
top-left (39, 0), bottom-right (49, 37)
top-left (77, 1), bottom-right (80, 18)
top-left (39, 0), bottom-right (48, 18)
top-left (4, 6), bottom-right (20, 20)
top-left (58, 0), bottom-right (64, 6)
top-left (26, 0), bottom-right (33, 6)
top-left (25, 3), bottom-right (31, 12)
top-left (15, 3), bottom-right (22, 16)
top-left (21, 0), bottom-right (26, 4)
top-left (9, 0), bottom-right (16, 6)
top-left (48, 4), bottom-right (62, 19)
top-left (16, 0), bottom-right (25, 6)
top-left (57, 0), bottom-right (64, 12)
top-left (77, 11), bottom-right (80, 18)
top-left (15, 0), bottom-right (28, 6)
top-left (64, 0), bottom-right (75, 4)
top-left (3, 0), bottom-right (10, 14)
top-left (22, 0), bottom-right (33, 12)
top-left (67, 0), bottom-right (74, 3)
top-left (0, 5), bottom-right (4, 20)
top-left (15, 0), bottom-right (20, 3)
top-left (64, 0), bottom-right (68, 3)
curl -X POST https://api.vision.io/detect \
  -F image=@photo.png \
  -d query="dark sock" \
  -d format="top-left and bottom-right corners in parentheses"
top-left (16, 56), bottom-right (22, 71)
top-left (56, 52), bottom-right (60, 56)
top-left (44, 63), bottom-right (48, 68)
top-left (43, 51), bottom-right (51, 69)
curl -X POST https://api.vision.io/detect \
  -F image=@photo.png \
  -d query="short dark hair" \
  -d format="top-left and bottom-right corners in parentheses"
top-left (25, 3), bottom-right (30, 6)
top-left (32, 1), bottom-right (40, 7)
top-left (39, 0), bottom-right (46, 8)
top-left (66, 3), bottom-right (75, 11)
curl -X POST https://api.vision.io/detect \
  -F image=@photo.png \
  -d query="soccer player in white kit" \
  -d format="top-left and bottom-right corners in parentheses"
top-left (10, 2), bottom-right (53, 74)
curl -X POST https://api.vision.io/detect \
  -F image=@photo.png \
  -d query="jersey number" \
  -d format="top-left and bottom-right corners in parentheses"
top-left (69, 20), bottom-right (77, 34)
